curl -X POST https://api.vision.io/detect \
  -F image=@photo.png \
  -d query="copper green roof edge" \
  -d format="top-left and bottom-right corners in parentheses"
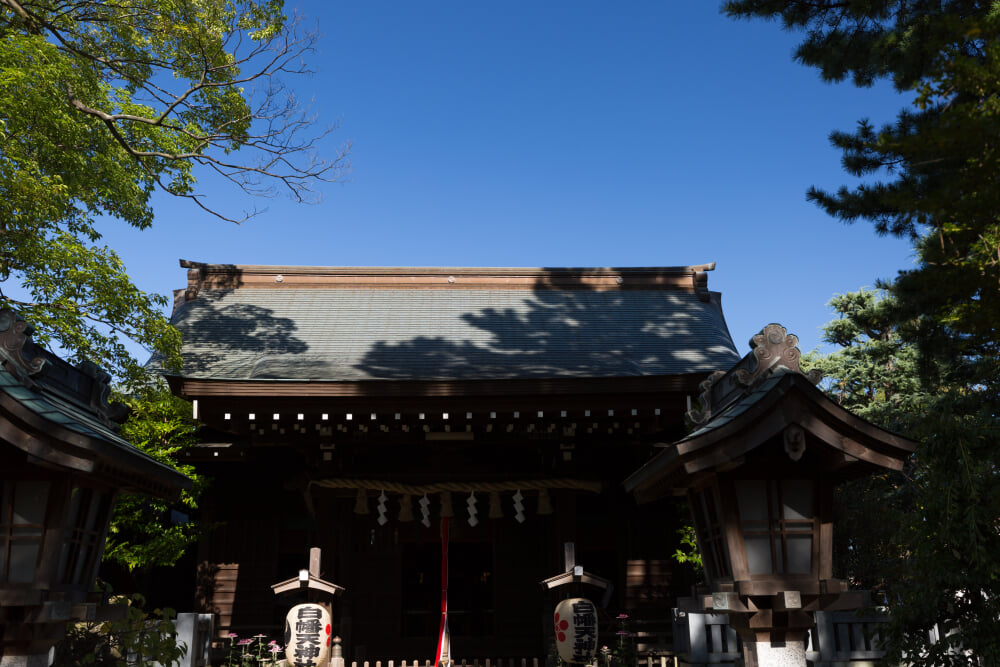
top-left (0, 369), bottom-right (189, 489)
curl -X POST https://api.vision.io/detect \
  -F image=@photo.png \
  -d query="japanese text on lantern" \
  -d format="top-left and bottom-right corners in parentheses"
top-left (571, 601), bottom-right (596, 663)
top-left (285, 604), bottom-right (331, 667)
top-left (294, 606), bottom-right (322, 667)
top-left (554, 598), bottom-right (598, 664)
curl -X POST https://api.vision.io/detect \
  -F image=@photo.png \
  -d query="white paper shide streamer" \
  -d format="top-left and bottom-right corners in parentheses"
top-left (467, 491), bottom-right (478, 527)
top-left (377, 490), bottom-right (388, 526)
top-left (512, 490), bottom-right (525, 523)
top-left (419, 493), bottom-right (431, 527)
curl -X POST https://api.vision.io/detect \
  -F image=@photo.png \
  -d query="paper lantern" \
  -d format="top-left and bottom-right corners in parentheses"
top-left (284, 603), bottom-right (332, 667)
top-left (353, 489), bottom-right (369, 515)
top-left (488, 491), bottom-right (503, 519)
top-left (399, 494), bottom-right (414, 522)
top-left (553, 598), bottom-right (598, 664)
top-left (537, 488), bottom-right (553, 515)
top-left (440, 491), bottom-right (454, 517)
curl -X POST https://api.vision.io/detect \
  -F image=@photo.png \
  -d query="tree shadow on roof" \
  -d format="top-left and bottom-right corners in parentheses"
top-left (171, 294), bottom-right (310, 380)
top-left (354, 270), bottom-right (738, 381)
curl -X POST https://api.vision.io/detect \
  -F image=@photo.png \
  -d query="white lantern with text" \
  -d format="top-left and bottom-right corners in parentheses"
top-left (284, 603), bottom-right (332, 667)
top-left (554, 598), bottom-right (598, 664)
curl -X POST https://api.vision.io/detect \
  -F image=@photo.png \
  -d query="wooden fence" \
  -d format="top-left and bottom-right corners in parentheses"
top-left (342, 661), bottom-right (541, 667)
top-left (339, 659), bottom-right (678, 667)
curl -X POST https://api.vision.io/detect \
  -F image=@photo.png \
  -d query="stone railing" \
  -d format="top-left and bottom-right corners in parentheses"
top-left (672, 609), bottom-right (890, 667)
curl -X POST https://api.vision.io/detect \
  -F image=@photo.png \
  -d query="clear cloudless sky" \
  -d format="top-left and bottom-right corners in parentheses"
top-left (99, 1), bottom-right (915, 358)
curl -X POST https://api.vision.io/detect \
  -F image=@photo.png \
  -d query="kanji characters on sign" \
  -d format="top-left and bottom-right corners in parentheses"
top-left (284, 603), bottom-right (332, 667)
top-left (553, 598), bottom-right (598, 664)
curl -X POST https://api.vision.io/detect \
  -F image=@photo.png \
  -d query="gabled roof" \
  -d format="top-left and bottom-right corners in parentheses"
top-left (625, 324), bottom-right (917, 503)
top-left (0, 310), bottom-right (190, 500)
top-left (167, 262), bottom-right (740, 383)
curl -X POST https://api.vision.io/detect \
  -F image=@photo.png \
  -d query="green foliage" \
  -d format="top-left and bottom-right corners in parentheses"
top-left (723, 3), bottom-right (1000, 662)
top-left (884, 402), bottom-right (1000, 666)
top-left (597, 614), bottom-right (637, 667)
top-left (0, 0), bottom-right (345, 389)
top-left (671, 524), bottom-right (704, 579)
top-left (808, 290), bottom-right (1000, 665)
top-left (105, 388), bottom-right (207, 571)
top-left (806, 289), bottom-right (927, 432)
top-left (722, 1), bottom-right (1000, 399)
top-left (53, 592), bottom-right (186, 667)
top-left (802, 291), bottom-right (916, 595)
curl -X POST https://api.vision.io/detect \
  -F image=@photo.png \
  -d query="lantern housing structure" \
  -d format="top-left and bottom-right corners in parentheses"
top-left (0, 310), bottom-right (190, 667)
top-left (625, 324), bottom-right (915, 653)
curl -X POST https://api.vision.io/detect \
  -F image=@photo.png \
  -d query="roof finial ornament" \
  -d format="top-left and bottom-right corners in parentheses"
top-left (685, 370), bottom-right (726, 426)
top-left (0, 308), bottom-right (48, 388)
top-left (735, 323), bottom-right (822, 388)
top-left (685, 324), bottom-right (822, 428)
top-left (77, 360), bottom-right (129, 426)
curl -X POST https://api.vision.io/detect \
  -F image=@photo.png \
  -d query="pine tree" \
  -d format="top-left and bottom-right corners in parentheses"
top-left (724, 3), bottom-right (1000, 664)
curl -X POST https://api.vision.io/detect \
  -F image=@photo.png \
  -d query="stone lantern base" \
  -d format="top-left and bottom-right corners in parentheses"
top-left (0, 651), bottom-right (55, 667)
top-left (743, 640), bottom-right (807, 667)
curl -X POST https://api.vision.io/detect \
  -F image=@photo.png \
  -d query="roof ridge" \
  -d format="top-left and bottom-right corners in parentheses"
top-left (178, 260), bottom-right (717, 275)
top-left (176, 261), bottom-right (719, 304)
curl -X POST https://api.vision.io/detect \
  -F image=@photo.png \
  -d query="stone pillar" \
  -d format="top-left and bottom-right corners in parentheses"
top-left (0, 649), bottom-right (54, 667)
top-left (742, 640), bottom-right (807, 667)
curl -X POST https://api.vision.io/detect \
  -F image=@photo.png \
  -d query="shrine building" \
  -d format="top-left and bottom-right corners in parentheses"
top-left (161, 261), bottom-right (742, 658)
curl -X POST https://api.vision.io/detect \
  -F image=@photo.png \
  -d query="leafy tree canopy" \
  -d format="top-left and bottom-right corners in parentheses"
top-left (807, 289), bottom-right (926, 432)
top-left (803, 291), bottom-right (918, 603)
top-left (0, 0), bottom-right (347, 389)
top-left (107, 388), bottom-right (207, 571)
top-left (811, 291), bottom-right (999, 665)
top-left (1, 0), bottom-right (346, 571)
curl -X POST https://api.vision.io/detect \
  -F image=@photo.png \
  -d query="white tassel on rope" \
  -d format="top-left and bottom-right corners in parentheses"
top-left (377, 490), bottom-right (388, 526)
top-left (467, 491), bottom-right (479, 527)
top-left (419, 493), bottom-right (431, 527)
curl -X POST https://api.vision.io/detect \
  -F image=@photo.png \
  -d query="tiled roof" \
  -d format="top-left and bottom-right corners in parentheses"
top-left (0, 369), bottom-right (125, 444)
top-left (0, 309), bottom-right (189, 498)
top-left (170, 265), bottom-right (740, 382)
top-left (679, 372), bottom-right (785, 441)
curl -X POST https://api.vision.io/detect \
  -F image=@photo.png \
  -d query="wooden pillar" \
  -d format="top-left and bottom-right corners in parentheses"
top-left (336, 497), bottom-right (354, 657)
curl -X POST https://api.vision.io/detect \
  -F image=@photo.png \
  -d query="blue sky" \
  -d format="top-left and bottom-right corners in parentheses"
top-left (101, 1), bottom-right (915, 357)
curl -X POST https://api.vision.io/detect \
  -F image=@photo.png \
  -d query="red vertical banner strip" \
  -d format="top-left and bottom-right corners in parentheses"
top-left (435, 517), bottom-right (451, 665)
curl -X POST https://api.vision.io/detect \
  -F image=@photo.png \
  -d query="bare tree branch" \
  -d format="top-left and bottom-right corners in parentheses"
top-left (6, 1), bottom-right (349, 221)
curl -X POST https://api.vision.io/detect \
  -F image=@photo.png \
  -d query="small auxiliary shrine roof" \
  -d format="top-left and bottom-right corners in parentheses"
top-left (0, 310), bottom-right (189, 499)
top-left (168, 261), bottom-right (740, 382)
top-left (625, 324), bottom-right (917, 503)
